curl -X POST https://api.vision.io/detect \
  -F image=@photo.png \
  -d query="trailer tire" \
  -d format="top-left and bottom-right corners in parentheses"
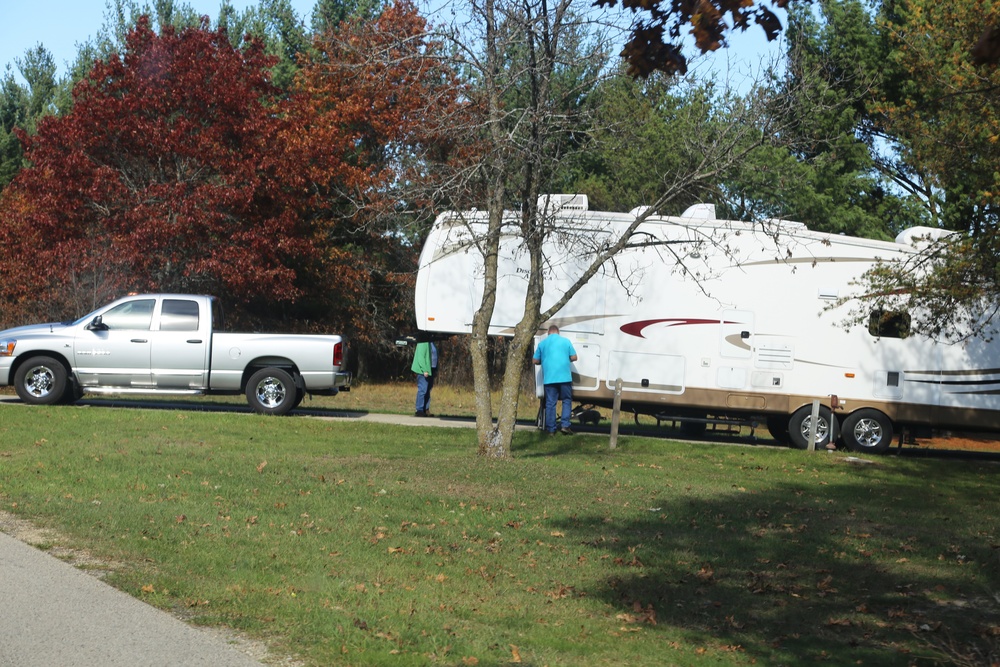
top-left (679, 419), bottom-right (707, 437)
top-left (246, 367), bottom-right (296, 415)
top-left (788, 405), bottom-right (838, 450)
top-left (766, 416), bottom-right (791, 445)
top-left (841, 409), bottom-right (893, 454)
top-left (14, 356), bottom-right (67, 405)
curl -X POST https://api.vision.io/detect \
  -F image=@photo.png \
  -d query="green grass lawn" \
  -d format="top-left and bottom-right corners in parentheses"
top-left (1, 401), bottom-right (998, 666)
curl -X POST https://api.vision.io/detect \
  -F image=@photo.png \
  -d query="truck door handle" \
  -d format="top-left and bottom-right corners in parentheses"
top-left (131, 338), bottom-right (148, 343)
top-left (186, 339), bottom-right (203, 344)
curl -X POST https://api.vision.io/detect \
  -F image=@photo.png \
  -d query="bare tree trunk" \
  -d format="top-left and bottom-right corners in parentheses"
top-left (471, 204), bottom-right (504, 456)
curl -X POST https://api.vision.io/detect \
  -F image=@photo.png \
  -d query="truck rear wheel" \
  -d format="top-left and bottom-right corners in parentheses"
top-left (841, 409), bottom-right (893, 454)
top-left (246, 367), bottom-right (296, 415)
top-left (788, 405), bottom-right (838, 450)
top-left (14, 356), bottom-right (67, 405)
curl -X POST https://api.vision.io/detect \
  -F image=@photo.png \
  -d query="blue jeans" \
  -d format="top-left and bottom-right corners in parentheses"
top-left (544, 382), bottom-right (573, 432)
top-left (415, 372), bottom-right (435, 413)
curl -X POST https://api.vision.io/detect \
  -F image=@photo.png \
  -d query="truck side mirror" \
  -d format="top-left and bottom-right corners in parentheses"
top-left (87, 315), bottom-right (108, 331)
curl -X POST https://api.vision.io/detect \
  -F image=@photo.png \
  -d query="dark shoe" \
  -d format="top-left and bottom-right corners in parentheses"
top-left (414, 411), bottom-right (427, 417)
top-left (560, 427), bottom-right (574, 435)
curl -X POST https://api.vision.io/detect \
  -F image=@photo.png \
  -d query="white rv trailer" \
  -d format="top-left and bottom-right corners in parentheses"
top-left (414, 195), bottom-right (995, 453)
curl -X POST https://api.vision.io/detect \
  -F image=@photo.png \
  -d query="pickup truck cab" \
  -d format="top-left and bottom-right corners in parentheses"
top-left (0, 294), bottom-right (351, 415)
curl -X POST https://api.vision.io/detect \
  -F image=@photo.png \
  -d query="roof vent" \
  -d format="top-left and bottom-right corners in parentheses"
top-left (895, 226), bottom-right (954, 246)
top-left (680, 203), bottom-right (716, 220)
top-left (538, 194), bottom-right (588, 213)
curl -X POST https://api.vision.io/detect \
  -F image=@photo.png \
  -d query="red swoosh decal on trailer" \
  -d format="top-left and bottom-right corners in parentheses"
top-left (620, 318), bottom-right (737, 339)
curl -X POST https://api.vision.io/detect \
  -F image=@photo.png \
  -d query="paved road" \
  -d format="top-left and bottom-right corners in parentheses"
top-left (0, 530), bottom-right (264, 667)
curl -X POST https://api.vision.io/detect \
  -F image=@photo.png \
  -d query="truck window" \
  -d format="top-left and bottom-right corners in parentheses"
top-left (160, 299), bottom-right (200, 332)
top-left (868, 309), bottom-right (911, 339)
top-left (212, 298), bottom-right (225, 331)
top-left (102, 299), bottom-right (156, 330)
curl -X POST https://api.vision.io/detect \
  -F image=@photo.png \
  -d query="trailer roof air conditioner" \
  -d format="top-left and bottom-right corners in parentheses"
top-left (680, 203), bottom-right (716, 220)
top-left (538, 194), bottom-right (589, 213)
top-left (894, 226), bottom-right (954, 247)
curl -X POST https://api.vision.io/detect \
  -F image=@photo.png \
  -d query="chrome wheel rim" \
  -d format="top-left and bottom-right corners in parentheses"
top-left (851, 418), bottom-right (883, 449)
top-left (23, 365), bottom-right (55, 399)
top-left (255, 377), bottom-right (287, 409)
top-left (798, 416), bottom-right (829, 443)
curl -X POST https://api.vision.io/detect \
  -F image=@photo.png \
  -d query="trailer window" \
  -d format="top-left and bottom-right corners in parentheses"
top-left (868, 309), bottom-right (911, 339)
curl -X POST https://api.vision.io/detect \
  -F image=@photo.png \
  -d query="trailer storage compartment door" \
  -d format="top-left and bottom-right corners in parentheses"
top-left (607, 351), bottom-right (685, 394)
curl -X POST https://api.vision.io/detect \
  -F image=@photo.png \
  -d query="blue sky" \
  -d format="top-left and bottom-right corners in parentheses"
top-left (0, 0), bottom-right (318, 80)
top-left (0, 0), bottom-right (784, 88)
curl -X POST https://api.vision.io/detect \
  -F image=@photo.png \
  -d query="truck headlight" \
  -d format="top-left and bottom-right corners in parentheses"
top-left (0, 339), bottom-right (15, 356)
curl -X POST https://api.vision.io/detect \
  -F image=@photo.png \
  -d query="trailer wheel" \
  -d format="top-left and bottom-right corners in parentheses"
top-left (766, 416), bottom-right (791, 445)
top-left (788, 405), bottom-right (838, 450)
top-left (679, 419), bottom-right (707, 437)
top-left (841, 409), bottom-right (893, 454)
top-left (14, 356), bottom-right (67, 405)
top-left (246, 367), bottom-right (296, 415)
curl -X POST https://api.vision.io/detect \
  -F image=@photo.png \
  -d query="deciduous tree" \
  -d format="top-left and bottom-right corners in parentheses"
top-left (419, 0), bottom-right (817, 458)
top-left (595, 0), bottom-right (794, 77)
top-left (849, 0), bottom-right (1000, 340)
top-left (0, 18), bottom-right (314, 323)
top-left (289, 0), bottom-right (469, 359)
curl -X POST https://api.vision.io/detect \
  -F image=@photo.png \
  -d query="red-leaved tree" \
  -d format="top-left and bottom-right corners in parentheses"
top-left (0, 17), bottom-right (314, 324)
top-left (0, 5), bottom-right (469, 380)
top-left (286, 0), bottom-right (472, 358)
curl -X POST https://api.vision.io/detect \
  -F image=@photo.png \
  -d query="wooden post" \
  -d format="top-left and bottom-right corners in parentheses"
top-left (609, 378), bottom-right (623, 450)
top-left (807, 399), bottom-right (820, 452)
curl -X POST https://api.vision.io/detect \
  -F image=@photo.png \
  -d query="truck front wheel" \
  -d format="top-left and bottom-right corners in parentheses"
top-left (14, 356), bottom-right (67, 405)
top-left (246, 367), bottom-right (297, 415)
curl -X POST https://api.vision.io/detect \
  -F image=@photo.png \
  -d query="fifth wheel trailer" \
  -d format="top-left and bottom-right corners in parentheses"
top-left (413, 196), bottom-right (992, 453)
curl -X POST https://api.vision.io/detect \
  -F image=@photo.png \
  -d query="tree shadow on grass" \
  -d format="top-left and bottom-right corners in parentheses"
top-left (548, 464), bottom-right (1000, 666)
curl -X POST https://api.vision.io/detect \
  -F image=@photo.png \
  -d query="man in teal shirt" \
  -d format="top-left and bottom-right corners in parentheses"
top-left (532, 325), bottom-right (578, 435)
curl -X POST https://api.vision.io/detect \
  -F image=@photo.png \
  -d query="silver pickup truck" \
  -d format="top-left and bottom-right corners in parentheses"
top-left (0, 294), bottom-right (351, 415)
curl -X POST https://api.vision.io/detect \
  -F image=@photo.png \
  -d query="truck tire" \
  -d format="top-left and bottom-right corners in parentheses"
top-left (246, 367), bottom-right (296, 415)
top-left (60, 379), bottom-right (84, 405)
top-left (788, 404), bottom-right (838, 450)
top-left (14, 356), bottom-right (67, 405)
top-left (841, 409), bottom-right (893, 454)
